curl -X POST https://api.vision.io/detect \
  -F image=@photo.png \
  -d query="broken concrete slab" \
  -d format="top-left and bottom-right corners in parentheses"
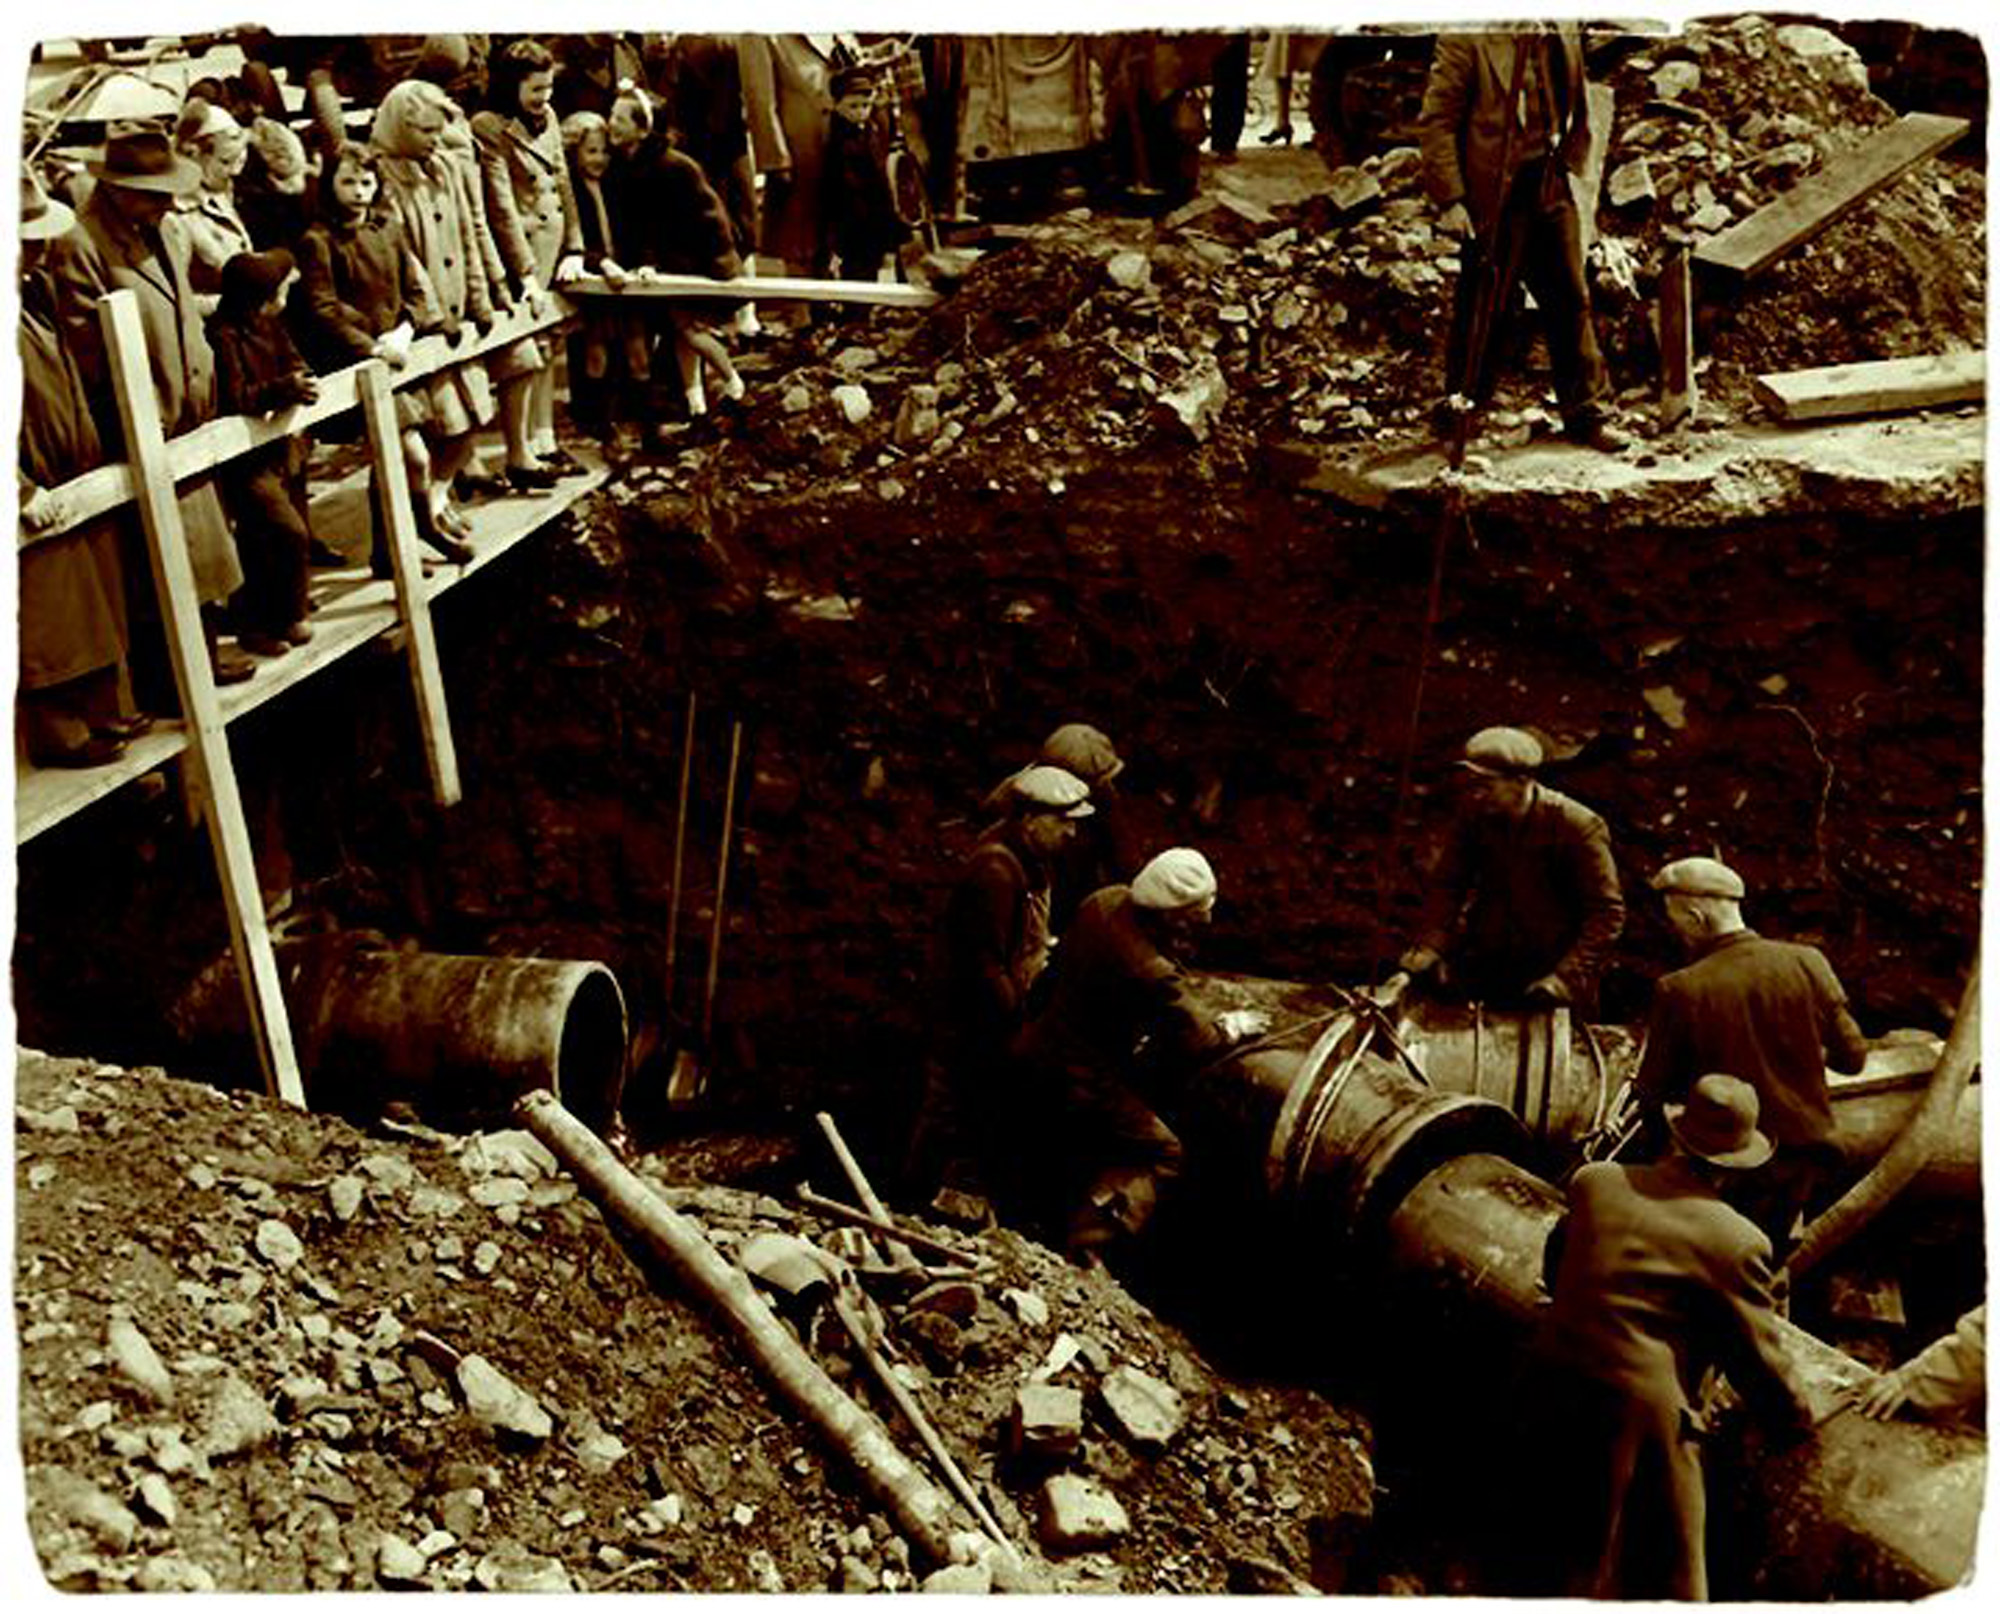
top-left (1039, 1473), bottom-right (1130, 1551)
top-left (1289, 411), bottom-right (1982, 529)
top-left (1323, 166), bottom-right (1384, 217)
top-left (1099, 1364), bottom-right (1186, 1450)
top-left (1013, 1382), bottom-right (1085, 1460)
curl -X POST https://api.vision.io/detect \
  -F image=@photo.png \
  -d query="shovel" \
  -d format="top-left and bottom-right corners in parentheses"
top-left (667, 717), bottom-right (744, 1106)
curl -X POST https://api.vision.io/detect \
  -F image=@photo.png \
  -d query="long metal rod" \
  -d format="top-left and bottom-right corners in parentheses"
top-left (701, 718), bottom-right (744, 1044)
top-left (664, 692), bottom-right (696, 991)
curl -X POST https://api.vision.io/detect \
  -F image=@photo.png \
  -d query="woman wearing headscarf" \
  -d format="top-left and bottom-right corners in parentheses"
top-left (172, 96), bottom-right (256, 311)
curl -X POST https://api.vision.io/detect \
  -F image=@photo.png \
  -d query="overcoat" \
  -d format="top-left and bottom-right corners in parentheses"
top-left (471, 106), bottom-right (582, 291)
top-left (740, 33), bottom-right (836, 272)
top-left (46, 193), bottom-right (243, 603)
top-left (1417, 26), bottom-right (1592, 236)
top-left (18, 277), bottom-right (129, 690)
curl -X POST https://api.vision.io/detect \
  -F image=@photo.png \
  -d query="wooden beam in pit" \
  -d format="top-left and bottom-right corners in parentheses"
top-left (1753, 350), bottom-right (1984, 423)
top-left (1694, 111), bottom-right (1970, 279)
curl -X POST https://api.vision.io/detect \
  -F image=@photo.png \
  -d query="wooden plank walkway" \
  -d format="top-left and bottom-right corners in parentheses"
top-left (1694, 112), bottom-right (1970, 279)
top-left (15, 446), bottom-right (607, 843)
top-left (1754, 350), bottom-right (1984, 423)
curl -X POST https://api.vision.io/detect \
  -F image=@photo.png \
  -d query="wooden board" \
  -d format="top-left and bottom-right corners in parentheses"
top-left (1753, 350), bottom-right (1984, 422)
top-left (565, 272), bottom-right (940, 309)
top-left (17, 450), bottom-right (609, 844)
top-left (1694, 112), bottom-right (1970, 279)
top-left (1657, 245), bottom-right (1696, 427)
top-left (23, 297), bottom-right (574, 547)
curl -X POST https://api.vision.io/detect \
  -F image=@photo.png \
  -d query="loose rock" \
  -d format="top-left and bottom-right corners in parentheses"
top-left (1099, 1365), bottom-right (1186, 1450)
top-left (456, 1354), bottom-right (552, 1444)
top-left (1039, 1474), bottom-right (1130, 1551)
top-left (106, 1310), bottom-right (174, 1406)
top-left (253, 1218), bottom-right (303, 1271)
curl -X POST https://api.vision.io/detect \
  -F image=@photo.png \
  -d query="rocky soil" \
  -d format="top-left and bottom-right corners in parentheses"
top-left (15, 1049), bottom-right (1375, 1593)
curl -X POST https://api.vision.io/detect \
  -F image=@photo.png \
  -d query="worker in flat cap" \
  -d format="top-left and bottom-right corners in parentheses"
top-left (1016, 722), bottom-right (1148, 925)
top-left (909, 765), bottom-right (1095, 1201)
top-left (1400, 725), bottom-right (1625, 1013)
top-left (1527, 1073), bottom-right (1811, 1598)
top-left (1013, 847), bottom-right (1268, 1265)
top-left (1631, 855), bottom-right (1869, 1257)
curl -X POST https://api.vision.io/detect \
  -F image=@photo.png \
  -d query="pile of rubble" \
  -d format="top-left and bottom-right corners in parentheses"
top-left (17, 1051), bottom-right (1375, 1593)
top-left (698, 15), bottom-right (1979, 504)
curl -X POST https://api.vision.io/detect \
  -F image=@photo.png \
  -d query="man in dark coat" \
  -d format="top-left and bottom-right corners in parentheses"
top-left (1533, 1074), bottom-right (1813, 1598)
top-left (1014, 846), bottom-right (1266, 1262)
top-left (1633, 856), bottom-right (1871, 1255)
top-left (907, 764), bottom-right (1094, 1202)
top-left (1401, 725), bottom-right (1625, 1013)
top-left (45, 126), bottom-right (253, 688)
top-left (1416, 26), bottom-right (1627, 452)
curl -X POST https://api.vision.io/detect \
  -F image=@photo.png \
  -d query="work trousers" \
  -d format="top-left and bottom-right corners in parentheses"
top-left (1034, 1056), bottom-right (1184, 1256)
top-left (226, 439), bottom-right (311, 636)
top-left (1446, 155), bottom-right (1609, 432)
top-left (1208, 34), bottom-right (1251, 154)
top-left (1725, 1140), bottom-right (1839, 1263)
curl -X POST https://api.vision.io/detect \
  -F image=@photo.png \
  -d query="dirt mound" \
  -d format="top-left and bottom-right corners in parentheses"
top-left (16, 1050), bottom-right (1372, 1593)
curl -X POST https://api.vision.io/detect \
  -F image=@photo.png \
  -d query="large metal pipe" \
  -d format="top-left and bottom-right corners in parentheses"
top-left (1170, 977), bottom-right (1984, 1598)
top-left (291, 941), bottom-right (629, 1128)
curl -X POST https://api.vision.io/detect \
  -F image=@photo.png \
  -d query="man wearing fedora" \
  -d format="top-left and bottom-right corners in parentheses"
top-left (1531, 1074), bottom-right (1812, 1598)
top-left (1400, 724), bottom-right (1625, 1013)
top-left (45, 124), bottom-right (254, 689)
top-left (1633, 856), bottom-right (1870, 1255)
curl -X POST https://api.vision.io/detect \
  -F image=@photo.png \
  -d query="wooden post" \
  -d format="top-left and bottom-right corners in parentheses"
top-left (1659, 243), bottom-right (1696, 428)
top-left (99, 291), bottom-right (305, 1107)
top-left (355, 361), bottom-right (461, 806)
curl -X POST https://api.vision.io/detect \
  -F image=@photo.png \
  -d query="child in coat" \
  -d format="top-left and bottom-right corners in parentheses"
top-left (296, 141), bottom-right (460, 575)
top-left (206, 248), bottom-right (318, 656)
top-left (607, 85), bottom-right (745, 424)
top-left (823, 63), bottom-right (908, 285)
top-left (561, 110), bottom-right (651, 451)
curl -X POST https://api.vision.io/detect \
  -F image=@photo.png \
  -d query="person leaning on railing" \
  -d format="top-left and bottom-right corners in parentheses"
top-left (17, 164), bottom-right (151, 766)
top-left (43, 126), bottom-right (256, 689)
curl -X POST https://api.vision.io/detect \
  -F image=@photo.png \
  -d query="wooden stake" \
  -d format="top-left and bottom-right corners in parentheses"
top-left (100, 290), bottom-right (304, 1108)
top-left (356, 360), bottom-right (460, 805)
top-left (1658, 243), bottom-right (1696, 429)
top-left (793, 1185), bottom-right (989, 1270)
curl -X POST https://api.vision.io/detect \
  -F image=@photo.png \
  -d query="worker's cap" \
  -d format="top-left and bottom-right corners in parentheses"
top-left (1039, 722), bottom-right (1124, 789)
top-left (1665, 1074), bottom-right (1773, 1171)
top-left (1457, 726), bottom-right (1543, 778)
top-left (1651, 856), bottom-right (1746, 901)
top-left (1131, 847), bottom-right (1217, 911)
top-left (1007, 764), bottom-right (1093, 819)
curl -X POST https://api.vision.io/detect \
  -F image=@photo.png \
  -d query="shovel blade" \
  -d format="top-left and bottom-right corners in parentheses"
top-left (666, 1048), bottom-right (706, 1108)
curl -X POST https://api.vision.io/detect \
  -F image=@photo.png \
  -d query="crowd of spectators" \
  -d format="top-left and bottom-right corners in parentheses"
top-left (20, 32), bottom-right (930, 768)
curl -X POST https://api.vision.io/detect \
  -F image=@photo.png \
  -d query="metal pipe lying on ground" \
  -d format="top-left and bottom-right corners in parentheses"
top-left (515, 1090), bottom-right (964, 1569)
top-left (1790, 953), bottom-right (1982, 1279)
top-left (1172, 1018), bottom-right (1985, 1598)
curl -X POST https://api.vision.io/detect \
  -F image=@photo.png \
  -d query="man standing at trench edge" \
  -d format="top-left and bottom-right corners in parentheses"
top-left (1416, 22), bottom-right (1631, 453)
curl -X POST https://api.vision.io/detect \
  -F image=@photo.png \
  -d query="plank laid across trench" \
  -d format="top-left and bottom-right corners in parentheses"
top-left (15, 453), bottom-right (608, 845)
top-left (1753, 350), bottom-right (1985, 423)
top-left (1694, 111), bottom-right (1970, 279)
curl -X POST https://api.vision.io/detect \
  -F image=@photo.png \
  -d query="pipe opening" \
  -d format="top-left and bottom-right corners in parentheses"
top-left (558, 965), bottom-right (630, 1133)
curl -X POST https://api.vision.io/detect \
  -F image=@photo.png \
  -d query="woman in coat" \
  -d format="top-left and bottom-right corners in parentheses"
top-left (19, 165), bottom-right (145, 765)
top-left (172, 97), bottom-right (256, 312)
top-left (472, 38), bottom-right (585, 484)
top-left (46, 127), bottom-right (253, 689)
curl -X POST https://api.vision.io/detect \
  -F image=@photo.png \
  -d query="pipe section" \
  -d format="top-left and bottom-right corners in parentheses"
top-left (295, 942), bottom-right (628, 1128)
top-left (1176, 993), bottom-right (1984, 1598)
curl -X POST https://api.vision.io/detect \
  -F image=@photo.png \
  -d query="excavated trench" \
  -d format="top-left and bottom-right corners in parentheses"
top-left (12, 430), bottom-right (1984, 1589)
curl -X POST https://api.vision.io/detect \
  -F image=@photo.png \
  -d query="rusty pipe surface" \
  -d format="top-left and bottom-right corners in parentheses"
top-left (1173, 983), bottom-right (1984, 1598)
top-left (292, 939), bottom-right (629, 1128)
top-left (1791, 952), bottom-right (1982, 1279)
